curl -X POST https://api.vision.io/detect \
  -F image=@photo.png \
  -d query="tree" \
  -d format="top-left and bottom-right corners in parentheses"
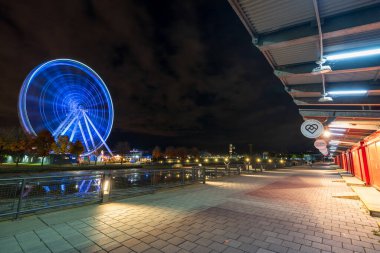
top-left (70, 140), bottom-right (84, 164)
top-left (190, 147), bottom-right (200, 158)
top-left (164, 146), bottom-right (175, 158)
top-left (0, 128), bottom-right (12, 164)
top-left (114, 141), bottom-right (131, 164)
top-left (6, 128), bottom-right (32, 166)
top-left (32, 130), bottom-right (54, 166)
top-left (52, 135), bottom-right (71, 154)
top-left (152, 146), bottom-right (161, 160)
top-left (176, 147), bottom-right (188, 159)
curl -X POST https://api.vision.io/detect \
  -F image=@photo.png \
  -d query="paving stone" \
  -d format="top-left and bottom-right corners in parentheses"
top-left (178, 241), bottom-right (197, 251)
top-left (129, 242), bottom-right (150, 253)
top-left (300, 245), bottom-right (321, 253)
top-left (0, 237), bottom-right (23, 253)
top-left (191, 245), bottom-right (211, 253)
top-left (312, 242), bottom-right (332, 251)
top-left (282, 240), bottom-right (301, 250)
top-left (150, 239), bottom-right (169, 249)
top-left (223, 247), bottom-right (245, 253)
top-left (161, 244), bottom-right (181, 253)
top-left (238, 243), bottom-right (259, 253)
top-left (79, 244), bottom-right (102, 253)
top-left (256, 248), bottom-right (275, 253)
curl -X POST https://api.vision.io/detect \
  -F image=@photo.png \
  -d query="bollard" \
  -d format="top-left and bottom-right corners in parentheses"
top-left (101, 173), bottom-right (112, 203)
top-left (181, 169), bottom-right (185, 185)
top-left (151, 171), bottom-right (156, 186)
top-left (202, 167), bottom-right (206, 184)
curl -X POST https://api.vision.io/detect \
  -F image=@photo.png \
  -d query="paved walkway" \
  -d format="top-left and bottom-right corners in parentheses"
top-left (1, 165), bottom-right (380, 253)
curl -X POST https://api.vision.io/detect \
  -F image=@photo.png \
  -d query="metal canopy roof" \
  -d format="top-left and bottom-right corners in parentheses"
top-left (229, 0), bottom-right (380, 155)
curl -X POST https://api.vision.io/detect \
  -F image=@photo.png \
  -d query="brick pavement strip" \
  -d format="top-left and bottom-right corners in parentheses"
top-left (0, 165), bottom-right (380, 253)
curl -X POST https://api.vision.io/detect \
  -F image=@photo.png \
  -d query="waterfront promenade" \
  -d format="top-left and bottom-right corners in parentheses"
top-left (1, 165), bottom-right (379, 253)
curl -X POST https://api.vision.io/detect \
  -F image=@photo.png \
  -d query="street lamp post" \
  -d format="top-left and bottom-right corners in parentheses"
top-left (256, 158), bottom-right (262, 172)
top-left (244, 158), bottom-right (250, 172)
top-left (224, 157), bottom-right (230, 175)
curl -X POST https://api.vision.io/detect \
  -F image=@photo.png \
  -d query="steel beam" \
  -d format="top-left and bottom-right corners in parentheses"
top-left (257, 5), bottom-right (380, 48)
top-left (275, 56), bottom-right (380, 74)
top-left (293, 95), bottom-right (380, 106)
top-left (276, 66), bottom-right (380, 82)
top-left (299, 109), bottom-right (380, 118)
top-left (288, 81), bottom-right (380, 91)
top-left (328, 123), bottom-right (379, 131)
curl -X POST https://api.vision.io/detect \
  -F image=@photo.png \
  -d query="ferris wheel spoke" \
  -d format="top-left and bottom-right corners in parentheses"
top-left (69, 116), bottom-right (80, 142)
top-left (83, 111), bottom-right (113, 156)
top-left (82, 111), bottom-right (96, 150)
top-left (78, 119), bottom-right (90, 152)
top-left (60, 112), bottom-right (79, 137)
top-left (52, 110), bottom-right (75, 137)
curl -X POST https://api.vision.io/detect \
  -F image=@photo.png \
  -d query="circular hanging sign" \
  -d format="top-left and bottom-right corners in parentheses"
top-left (300, 119), bottom-right (324, 139)
top-left (314, 139), bottom-right (327, 149)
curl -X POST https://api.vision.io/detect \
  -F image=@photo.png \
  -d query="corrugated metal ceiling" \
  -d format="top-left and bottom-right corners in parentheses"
top-left (237, 0), bottom-right (380, 34)
top-left (265, 28), bottom-right (380, 67)
top-left (268, 42), bottom-right (318, 66)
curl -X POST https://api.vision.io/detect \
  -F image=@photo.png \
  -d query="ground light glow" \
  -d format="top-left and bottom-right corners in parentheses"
top-left (326, 48), bottom-right (380, 60)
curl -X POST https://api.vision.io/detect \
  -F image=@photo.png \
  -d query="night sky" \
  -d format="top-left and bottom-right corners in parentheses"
top-left (0, 0), bottom-right (313, 153)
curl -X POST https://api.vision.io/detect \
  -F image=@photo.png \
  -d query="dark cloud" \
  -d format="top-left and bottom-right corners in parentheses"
top-left (0, 0), bottom-right (313, 152)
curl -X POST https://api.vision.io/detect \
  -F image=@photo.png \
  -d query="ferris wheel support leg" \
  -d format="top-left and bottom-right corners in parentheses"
top-left (69, 119), bottom-right (79, 142)
top-left (78, 119), bottom-right (90, 152)
top-left (52, 111), bottom-right (75, 137)
top-left (61, 114), bottom-right (78, 137)
top-left (83, 112), bottom-right (114, 156)
top-left (82, 111), bottom-right (96, 149)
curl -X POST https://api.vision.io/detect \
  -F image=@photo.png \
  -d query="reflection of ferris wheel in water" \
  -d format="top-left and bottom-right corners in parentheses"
top-left (18, 59), bottom-right (114, 156)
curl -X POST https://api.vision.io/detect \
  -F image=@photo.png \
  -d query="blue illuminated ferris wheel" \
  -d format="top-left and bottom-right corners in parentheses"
top-left (18, 59), bottom-right (114, 156)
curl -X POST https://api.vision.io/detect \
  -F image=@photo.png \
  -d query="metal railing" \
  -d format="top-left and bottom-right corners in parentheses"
top-left (0, 166), bottom-right (243, 219)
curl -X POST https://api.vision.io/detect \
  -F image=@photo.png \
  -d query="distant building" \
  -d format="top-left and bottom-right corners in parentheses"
top-left (125, 149), bottom-right (152, 163)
